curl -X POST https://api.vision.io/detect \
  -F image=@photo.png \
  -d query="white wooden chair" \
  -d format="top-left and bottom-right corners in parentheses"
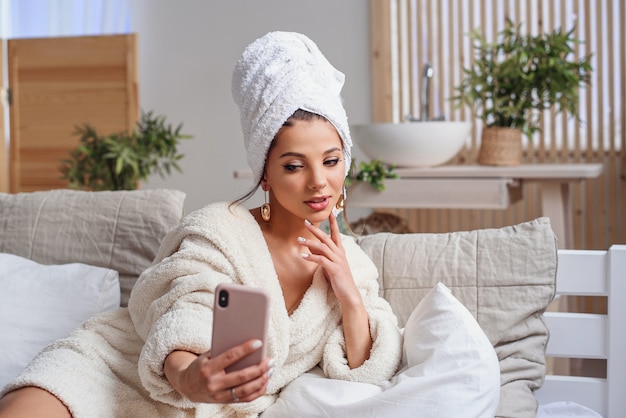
top-left (535, 245), bottom-right (626, 417)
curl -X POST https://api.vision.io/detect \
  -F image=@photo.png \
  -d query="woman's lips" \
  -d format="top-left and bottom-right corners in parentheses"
top-left (305, 196), bottom-right (330, 211)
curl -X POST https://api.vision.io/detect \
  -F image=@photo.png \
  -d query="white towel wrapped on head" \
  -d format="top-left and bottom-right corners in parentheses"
top-left (231, 31), bottom-right (353, 185)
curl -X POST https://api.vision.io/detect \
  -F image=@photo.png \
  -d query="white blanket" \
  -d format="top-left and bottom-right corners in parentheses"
top-left (538, 402), bottom-right (603, 418)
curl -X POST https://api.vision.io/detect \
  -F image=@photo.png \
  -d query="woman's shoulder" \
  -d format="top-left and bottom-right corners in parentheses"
top-left (340, 233), bottom-right (367, 255)
top-left (171, 201), bottom-right (256, 238)
top-left (340, 233), bottom-right (378, 277)
top-left (182, 201), bottom-right (250, 223)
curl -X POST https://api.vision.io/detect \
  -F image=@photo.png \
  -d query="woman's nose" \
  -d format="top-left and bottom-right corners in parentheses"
top-left (308, 167), bottom-right (327, 190)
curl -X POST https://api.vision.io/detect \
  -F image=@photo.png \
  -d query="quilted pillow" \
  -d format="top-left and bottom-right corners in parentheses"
top-left (356, 217), bottom-right (557, 418)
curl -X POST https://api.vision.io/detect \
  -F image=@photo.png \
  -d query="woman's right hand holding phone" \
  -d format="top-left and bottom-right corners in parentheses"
top-left (164, 339), bottom-right (274, 404)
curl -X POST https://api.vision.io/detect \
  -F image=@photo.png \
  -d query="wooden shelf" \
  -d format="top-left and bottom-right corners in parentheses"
top-left (348, 178), bottom-right (522, 209)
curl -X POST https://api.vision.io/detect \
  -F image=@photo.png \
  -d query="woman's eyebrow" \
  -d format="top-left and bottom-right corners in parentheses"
top-left (324, 147), bottom-right (342, 155)
top-left (279, 151), bottom-right (305, 158)
top-left (279, 147), bottom-right (342, 159)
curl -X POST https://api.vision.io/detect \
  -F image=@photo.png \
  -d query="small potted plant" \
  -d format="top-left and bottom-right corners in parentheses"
top-left (453, 19), bottom-right (593, 165)
top-left (60, 110), bottom-right (191, 190)
top-left (345, 159), bottom-right (398, 191)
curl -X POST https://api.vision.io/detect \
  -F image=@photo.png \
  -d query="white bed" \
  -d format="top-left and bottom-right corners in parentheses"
top-left (536, 245), bottom-right (626, 417)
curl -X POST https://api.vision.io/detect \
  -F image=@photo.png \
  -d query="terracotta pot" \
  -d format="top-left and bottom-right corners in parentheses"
top-left (477, 127), bottom-right (522, 166)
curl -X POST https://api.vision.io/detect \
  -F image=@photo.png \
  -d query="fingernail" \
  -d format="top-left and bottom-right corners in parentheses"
top-left (297, 236), bottom-right (306, 243)
top-left (251, 340), bottom-right (263, 349)
top-left (266, 367), bottom-right (274, 378)
top-left (304, 219), bottom-right (312, 226)
top-left (268, 358), bottom-right (276, 368)
top-left (301, 253), bottom-right (310, 259)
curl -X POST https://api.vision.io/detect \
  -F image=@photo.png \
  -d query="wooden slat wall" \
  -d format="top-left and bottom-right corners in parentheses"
top-left (0, 39), bottom-right (7, 193)
top-left (370, 0), bottom-right (626, 251)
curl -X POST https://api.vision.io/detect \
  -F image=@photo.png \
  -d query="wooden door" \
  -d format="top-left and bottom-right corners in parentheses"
top-left (8, 34), bottom-right (138, 193)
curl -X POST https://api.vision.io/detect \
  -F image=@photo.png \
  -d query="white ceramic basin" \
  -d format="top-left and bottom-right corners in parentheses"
top-left (351, 122), bottom-right (471, 167)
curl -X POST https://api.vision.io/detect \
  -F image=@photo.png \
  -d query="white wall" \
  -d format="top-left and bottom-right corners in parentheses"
top-left (129, 0), bottom-right (372, 214)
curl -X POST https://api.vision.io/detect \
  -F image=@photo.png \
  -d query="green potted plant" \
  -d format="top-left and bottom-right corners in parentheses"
top-left (453, 19), bottom-right (593, 165)
top-left (345, 159), bottom-right (398, 191)
top-left (60, 110), bottom-right (191, 190)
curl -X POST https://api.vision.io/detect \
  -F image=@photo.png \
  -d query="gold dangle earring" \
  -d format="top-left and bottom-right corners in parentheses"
top-left (336, 186), bottom-right (346, 210)
top-left (261, 190), bottom-right (271, 222)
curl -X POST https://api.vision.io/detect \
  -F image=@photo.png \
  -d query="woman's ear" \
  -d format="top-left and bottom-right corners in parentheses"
top-left (261, 176), bottom-right (269, 192)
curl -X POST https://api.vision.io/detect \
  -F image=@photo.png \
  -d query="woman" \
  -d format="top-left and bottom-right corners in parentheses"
top-left (0, 32), bottom-right (401, 417)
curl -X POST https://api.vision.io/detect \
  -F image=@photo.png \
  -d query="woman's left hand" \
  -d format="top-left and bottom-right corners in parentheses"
top-left (300, 213), bottom-right (372, 368)
top-left (300, 214), bottom-right (361, 307)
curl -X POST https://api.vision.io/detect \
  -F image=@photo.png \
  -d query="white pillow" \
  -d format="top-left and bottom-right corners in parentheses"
top-left (0, 253), bottom-right (120, 389)
top-left (396, 282), bottom-right (501, 416)
top-left (261, 283), bottom-right (500, 418)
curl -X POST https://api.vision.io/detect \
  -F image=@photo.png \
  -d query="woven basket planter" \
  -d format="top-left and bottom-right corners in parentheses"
top-left (477, 127), bottom-right (522, 166)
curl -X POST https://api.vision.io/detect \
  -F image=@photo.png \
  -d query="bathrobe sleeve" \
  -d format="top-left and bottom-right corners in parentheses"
top-left (320, 236), bottom-right (402, 384)
top-left (127, 230), bottom-right (231, 407)
top-left (127, 203), bottom-right (274, 409)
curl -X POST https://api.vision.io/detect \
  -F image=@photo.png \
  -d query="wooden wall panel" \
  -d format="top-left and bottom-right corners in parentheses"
top-left (8, 34), bottom-right (138, 193)
top-left (370, 1), bottom-right (394, 123)
top-left (368, 0), bottom-right (626, 251)
top-left (0, 39), bottom-right (7, 193)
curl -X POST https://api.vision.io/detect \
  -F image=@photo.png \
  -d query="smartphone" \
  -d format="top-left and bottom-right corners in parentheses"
top-left (211, 283), bottom-right (270, 373)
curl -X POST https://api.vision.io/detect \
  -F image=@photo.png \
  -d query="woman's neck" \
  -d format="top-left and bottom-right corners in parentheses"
top-left (252, 206), bottom-right (317, 243)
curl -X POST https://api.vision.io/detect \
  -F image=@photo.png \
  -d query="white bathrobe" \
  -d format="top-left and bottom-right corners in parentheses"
top-left (3, 202), bottom-right (402, 418)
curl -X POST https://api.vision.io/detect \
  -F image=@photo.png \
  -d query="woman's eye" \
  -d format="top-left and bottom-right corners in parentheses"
top-left (283, 164), bottom-right (303, 172)
top-left (324, 158), bottom-right (340, 166)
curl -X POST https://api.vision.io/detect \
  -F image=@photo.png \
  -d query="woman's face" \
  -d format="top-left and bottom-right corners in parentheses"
top-left (263, 118), bottom-right (345, 224)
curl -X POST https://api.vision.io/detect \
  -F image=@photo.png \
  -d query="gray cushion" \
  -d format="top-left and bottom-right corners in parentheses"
top-left (0, 189), bottom-right (185, 306)
top-left (356, 217), bottom-right (557, 418)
